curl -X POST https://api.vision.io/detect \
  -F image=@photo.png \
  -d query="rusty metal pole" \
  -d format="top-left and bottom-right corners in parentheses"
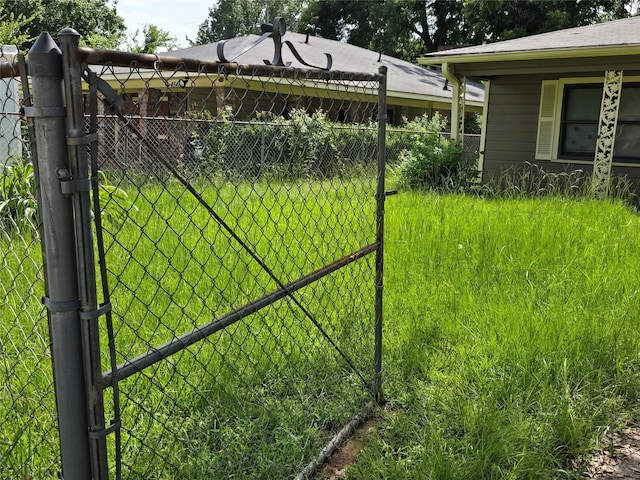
top-left (373, 65), bottom-right (387, 405)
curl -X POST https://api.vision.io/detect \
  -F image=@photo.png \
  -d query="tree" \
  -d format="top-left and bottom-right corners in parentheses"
top-left (194, 0), bottom-right (636, 60)
top-left (129, 24), bottom-right (178, 53)
top-left (0, 10), bottom-right (34, 46)
top-left (462, 0), bottom-right (636, 43)
top-left (0, 0), bottom-right (126, 51)
top-left (195, 0), bottom-right (308, 44)
top-left (298, 1), bottom-right (470, 59)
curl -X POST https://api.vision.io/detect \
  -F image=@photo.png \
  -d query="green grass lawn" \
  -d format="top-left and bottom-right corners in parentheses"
top-left (3, 182), bottom-right (640, 479)
top-left (350, 191), bottom-right (640, 479)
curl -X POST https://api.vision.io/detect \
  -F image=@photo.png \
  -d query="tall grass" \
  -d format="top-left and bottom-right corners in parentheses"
top-left (98, 175), bottom-right (377, 478)
top-left (350, 192), bottom-right (640, 479)
top-left (5, 171), bottom-right (640, 478)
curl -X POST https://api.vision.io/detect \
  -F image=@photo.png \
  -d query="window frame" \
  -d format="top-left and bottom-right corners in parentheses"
top-left (536, 76), bottom-right (640, 167)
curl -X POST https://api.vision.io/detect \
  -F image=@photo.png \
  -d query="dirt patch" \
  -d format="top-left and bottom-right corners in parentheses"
top-left (577, 426), bottom-right (640, 478)
top-left (316, 417), bottom-right (640, 478)
top-left (317, 417), bottom-right (376, 479)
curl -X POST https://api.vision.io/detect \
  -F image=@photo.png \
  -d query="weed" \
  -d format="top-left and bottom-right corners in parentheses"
top-left (0, 158), bottom-right (37, 234)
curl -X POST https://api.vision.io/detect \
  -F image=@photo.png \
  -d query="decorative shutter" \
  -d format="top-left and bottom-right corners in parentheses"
top-left (535, 80), bottom-right (559, 160)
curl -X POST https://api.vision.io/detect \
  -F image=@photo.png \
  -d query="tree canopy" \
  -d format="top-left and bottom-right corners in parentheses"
top-left (129, 24), bottom-right (178, 53)
top-left (195, 0), bottom-right (309, 44)
top-left (0, 0), bottom-right (127, 50)
top-left (1, 0), bottom-right (635, 59)
top-left (195, 0), bottom-right (637, 61)
top-left (299, 0), bottom-right (636, 60)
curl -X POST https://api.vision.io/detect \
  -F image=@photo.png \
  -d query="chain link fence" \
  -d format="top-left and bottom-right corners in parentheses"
top-left (386, 129), bottom-right (481, 165)
top-left (2, 29), bottom-right (482, 478)
top-left (88, 59), bottom-right (384, 478)
top-left (0, 48), bottom-right (61, 479)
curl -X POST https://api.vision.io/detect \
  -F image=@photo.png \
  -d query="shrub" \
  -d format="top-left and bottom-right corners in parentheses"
top-left (192, 108), bottom-right (375, 180)
top-left (397, 113), bottom-right (479, 192)
top-left (0, 158), bottom-right (37, 233)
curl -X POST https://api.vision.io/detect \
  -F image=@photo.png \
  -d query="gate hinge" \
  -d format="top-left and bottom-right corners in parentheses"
top-left (23, 105), bottom-right (66, 118)
top-left (67, 132), bottom-right (98, 146)
top-left (56, 168), bottom-right (94, 196)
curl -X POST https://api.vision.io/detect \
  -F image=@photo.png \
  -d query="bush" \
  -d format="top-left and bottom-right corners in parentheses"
top-left (188, 108), bottom-right (377, 180)
top-left (398, 113), bottom-right (479, 192)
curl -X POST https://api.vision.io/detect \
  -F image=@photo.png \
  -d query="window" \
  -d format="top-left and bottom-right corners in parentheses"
top-left (559, 85), bottom-right (601, 157)
top-left (536, 79), bottom-right (640, 164)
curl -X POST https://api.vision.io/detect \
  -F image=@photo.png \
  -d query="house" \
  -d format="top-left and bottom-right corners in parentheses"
top-left (418, 15), bottom-right (640, 195)
top-left (0, 45), bottom-right (21, 166)
top-left (96, 25), bottom-right (484, 127)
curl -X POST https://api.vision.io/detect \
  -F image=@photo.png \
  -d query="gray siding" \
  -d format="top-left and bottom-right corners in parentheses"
top-left (483, 76), bottom-right (541, 175)
top-left (482, 71), bottom-right (640, 194)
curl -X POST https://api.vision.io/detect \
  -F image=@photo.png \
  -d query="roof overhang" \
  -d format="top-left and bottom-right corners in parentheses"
top-left (418, 44), bottom-right (640, 68)
top-left (386, 89), bottom-right (483, 108)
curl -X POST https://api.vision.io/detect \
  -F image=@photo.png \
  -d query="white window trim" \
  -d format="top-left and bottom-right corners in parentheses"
top-left (535, 75), bottom-right (640, 167)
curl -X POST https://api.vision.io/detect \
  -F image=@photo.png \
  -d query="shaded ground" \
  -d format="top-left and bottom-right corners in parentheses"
top-left (317, 417), bottom-right (640, 479)
top-left (579, 426), bottom-right (640, 479)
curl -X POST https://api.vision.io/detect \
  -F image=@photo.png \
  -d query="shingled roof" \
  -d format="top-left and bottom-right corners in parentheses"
top-left (161, 31), bottom-right (484, 104)
top-left (421, 15), bottom-right (640, 64)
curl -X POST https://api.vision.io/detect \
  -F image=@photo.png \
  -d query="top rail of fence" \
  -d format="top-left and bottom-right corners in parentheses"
top-left (1, 41), bottom-right (384, 83)
top-left (78, 47), bottom-right (384, 81)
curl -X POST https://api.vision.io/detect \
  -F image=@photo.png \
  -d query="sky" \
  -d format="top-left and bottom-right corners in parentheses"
top-left (114, 0), bottom-right (213, 49)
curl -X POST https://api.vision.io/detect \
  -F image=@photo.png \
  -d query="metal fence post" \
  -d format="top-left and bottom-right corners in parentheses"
top-left (58, 28), bottom-right (110, 479)
top-left (27, 32), bottom-right (93, 478)
top-left (373, 65), bottom-right (387, 405)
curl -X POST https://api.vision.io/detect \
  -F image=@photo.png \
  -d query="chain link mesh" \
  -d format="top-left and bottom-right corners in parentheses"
top-left (2, 43), bottom-right (479, 477)
top-left (0, 48), bottom-right (60, 478)
top-left (386, 128), bottom-right (481, 165)
top-left (88, 62), bottom-right (382, 478)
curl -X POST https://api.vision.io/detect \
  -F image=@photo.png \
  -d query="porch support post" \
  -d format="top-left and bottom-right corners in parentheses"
top-left (458, 76), bottom-right (466, 145)
top-left (593, 70), bottom-right (623, 198)
top-left (442, 62), bottom-right (465, 144)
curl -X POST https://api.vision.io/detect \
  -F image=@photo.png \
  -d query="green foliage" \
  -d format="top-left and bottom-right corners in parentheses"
top-left (195, 0), bottom-right (306, 44)
top-left (296, 0), bottom-right (633, 61)
top-left (95, 170), bottom-right (135, 227)
top-left (180, 108), bottom-right (376, 180)
top-left (397, 113), bottom-right (479, 192)
top-left (0, 0), bottom-right (126, 51)
top-left (463, 0), bottom-right (633, 43)
top-left (0, 158), bottom-right (37, 233)
top-left (0, 10), bottom-right (34, 46)
top-left (129, 24), bottom-right (178, 53)
top-left (0, 158), bottom-right (133, 236)
top-left (353, 192), bottom-right (640, 479)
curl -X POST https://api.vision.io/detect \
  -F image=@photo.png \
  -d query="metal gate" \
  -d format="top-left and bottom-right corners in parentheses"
top-left (17, 25), bottom-right (387, 479)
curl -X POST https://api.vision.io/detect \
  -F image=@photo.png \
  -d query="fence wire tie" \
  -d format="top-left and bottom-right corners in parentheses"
top-left (42, 296), bottom-right (81, 313)
top-left (87, 417), bottom-right (121, 439)
top-left (78, 302), bottom-right (112, 321)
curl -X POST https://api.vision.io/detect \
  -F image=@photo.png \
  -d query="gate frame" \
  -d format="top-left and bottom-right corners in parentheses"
top-left (27, 29), bottom-right (388, 479)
